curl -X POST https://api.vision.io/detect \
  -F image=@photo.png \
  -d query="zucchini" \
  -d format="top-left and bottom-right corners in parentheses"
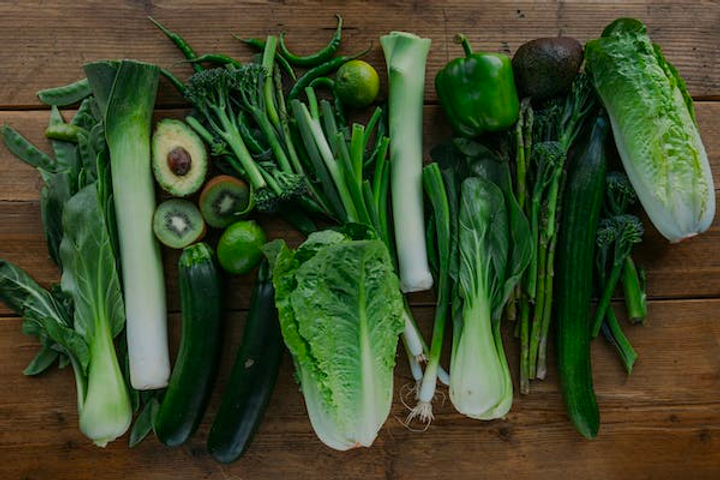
top-left (555, 113), bottom-right (608, 439)
top-left (207, 260), bottom-right (283, 463)
top-left (154, 242), bottom-right (223, 447)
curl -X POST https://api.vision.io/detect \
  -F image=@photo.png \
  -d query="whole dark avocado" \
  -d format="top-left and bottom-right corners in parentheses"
top-left (512, 37), bottom-right (583, 100)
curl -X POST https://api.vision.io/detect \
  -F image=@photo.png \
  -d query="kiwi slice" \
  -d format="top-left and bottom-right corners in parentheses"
top-left (199, 175), bottom-right (251, 229)
top-left (153, 199), bottom-right (206, 249)
top-left (152, 119), bottom-right (208, 197)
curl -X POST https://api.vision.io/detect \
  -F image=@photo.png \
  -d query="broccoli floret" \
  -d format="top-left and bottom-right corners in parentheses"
top-left (605, 171), bottom-right (637, 215)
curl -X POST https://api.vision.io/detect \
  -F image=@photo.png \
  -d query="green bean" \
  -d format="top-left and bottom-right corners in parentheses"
top-left (37, 78), bottom-right (91, 106)
top-left (236, 35), bottom-right (297, 80)
top-left (279, 15), bottom-right (343, 67)
top-left (2, 125), bottom-right (57, 174)
top-left (185, 53), bottom-right (242, 69)
top-left (288, 46), bottom-right (370, 101)
top-left (148, 16), bottom-right (203, 73)
top-left (45, 123), bottom-right (89, 143)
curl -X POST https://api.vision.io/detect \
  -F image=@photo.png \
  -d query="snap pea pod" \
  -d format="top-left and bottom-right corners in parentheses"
top-left (2, 125), bottom-right (57, 175)
top-left (149, 16), bottom-right (203, 73)
top-left (278, 14), bottom-right (343, 67)
top-left (37, 78), bottom-right (91, 106)
top-left (45, 123), bottom-right (89, 143)
top-left (288, 47), bottom-right (370, 101)
top-left (236, 35), bottom-right (297, 81)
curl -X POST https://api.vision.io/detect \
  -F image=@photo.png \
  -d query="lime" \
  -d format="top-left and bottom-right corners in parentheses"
top-left (217, 220), bottom-right (267, 275)
top-left (334, 60), bottom-right (380, 109)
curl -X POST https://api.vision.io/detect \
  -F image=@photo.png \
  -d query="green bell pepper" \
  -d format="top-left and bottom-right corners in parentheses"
top-left (435, 34), bottom-right (520, 137)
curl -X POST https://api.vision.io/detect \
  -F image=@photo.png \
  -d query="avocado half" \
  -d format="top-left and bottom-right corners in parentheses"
top-left (152, 119), bottom-right (208, 197)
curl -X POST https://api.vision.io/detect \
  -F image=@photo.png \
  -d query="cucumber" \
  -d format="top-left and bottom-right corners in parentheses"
top-left (154, 242), bottom-right (223, 447)
top-left (207, 260), bottom-right (283, 463)
top-left (555, 113), bottom-right (608, 439)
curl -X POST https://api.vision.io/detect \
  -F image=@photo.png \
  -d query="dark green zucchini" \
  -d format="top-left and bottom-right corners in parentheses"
top-left (154, 242), bottom-right (223, 447)
top-left (207, 260), bottom-right (283, 464)
top-left (555, 113), bottom-right (608, 439)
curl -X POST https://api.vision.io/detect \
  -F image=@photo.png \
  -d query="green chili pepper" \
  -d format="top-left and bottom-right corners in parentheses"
top-left (435, 33), bottom-right (520, 137)
top-left (288, 46), bottom-right (371, 101)
top-left (278, 15), bottom-right (343, 67)
top-left (236, 35), bottom-right (297, 81)
top-left (186, 53), bottom-right (243, 69)
top-left (149, 16), bottom-right (203, 73)
top-left (159, 68), bottom-right (187, 96)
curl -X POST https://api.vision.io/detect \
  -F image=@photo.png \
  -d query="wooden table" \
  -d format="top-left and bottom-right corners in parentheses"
top-left (1, 1), bottom-right (718, 479)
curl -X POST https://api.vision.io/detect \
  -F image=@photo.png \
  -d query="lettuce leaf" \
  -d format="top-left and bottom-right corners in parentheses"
top-left (585, 18), bottom-right (715, 242)
top-left (265, 232), bottom-right (404, 450)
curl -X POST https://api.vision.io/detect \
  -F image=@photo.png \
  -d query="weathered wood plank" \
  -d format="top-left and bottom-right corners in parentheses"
top-left (0, 0), bottom-right (718, 108)
top-left (0, 300), bottom-right (718, 480)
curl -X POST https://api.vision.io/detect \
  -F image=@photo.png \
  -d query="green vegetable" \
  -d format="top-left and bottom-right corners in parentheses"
top-left (449, 172), bottom-right (531, 419)
top-left (59, 184), bottom-right (131, 446)
top-left (381, 31), bottom-right (434, 293)
top-left (556, 113), bottom-right (609, 439)
top-left (408, 163), bottom-right (452, 422)
top-left (585, 18), bottom-right (715, 243)
top-left (1, 181), bottom-right (131, 447)
top-left (37, 78), bottom-right (92, 106)
top-left (154, 243), bottom-right (223, 447)
top-left (595, 220), bottom-right (638, 373)
top-left (207, 260), bottom-right (284, 463)
top-left (287, 47), bottom-right (371, 101)
top-left (435, 34), bottom-right (520, 137)
top-left (515, 72), bottom-right (598, 389)
top-left (85, 60), bottom-right (170, 390)
top-left (264, 231), bottom-right (404, 450)
top-left (184, 64), bottom-right (306, 212)
top-left (279, 14), bottom-right (343, 67)
top-left (148, 17), bottom-right (203, 73)
top-left (591, 214), bottom-right (644, 338)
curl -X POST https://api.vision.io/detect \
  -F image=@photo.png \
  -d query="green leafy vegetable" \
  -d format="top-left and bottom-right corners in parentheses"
top-left (450, 176), bottom-right (530, 419)
top-left (585, 18), bottom-right (715, 242)
top-left (265, 232), bottom-right (404, 450)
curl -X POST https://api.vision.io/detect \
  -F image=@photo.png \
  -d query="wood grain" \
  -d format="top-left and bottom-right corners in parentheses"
top-left (0, 300), bottom-right (718, 480)
top-left (0, 0), bottom-right (719, 108)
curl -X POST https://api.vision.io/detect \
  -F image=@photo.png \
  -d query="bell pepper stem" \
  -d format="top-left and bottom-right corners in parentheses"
top-left (453, 33), bottom-right (473, 56)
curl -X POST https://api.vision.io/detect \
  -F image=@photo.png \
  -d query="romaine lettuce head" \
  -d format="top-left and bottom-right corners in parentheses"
top-left (585, 18), bottom-right (715, 243)
top-left (264, 232), bottom-right (404, 450)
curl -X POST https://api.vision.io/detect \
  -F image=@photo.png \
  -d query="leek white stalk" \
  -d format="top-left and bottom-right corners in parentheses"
top-left (381, 31), bottom-right (433, 293)
top-left (87, 60), bottom-right (171, 389)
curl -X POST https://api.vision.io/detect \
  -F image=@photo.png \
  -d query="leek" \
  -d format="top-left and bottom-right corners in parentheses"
top-left (85, 60), bottom-right (170, 390)
top-left (381, 31), bottom-right (433, 293)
